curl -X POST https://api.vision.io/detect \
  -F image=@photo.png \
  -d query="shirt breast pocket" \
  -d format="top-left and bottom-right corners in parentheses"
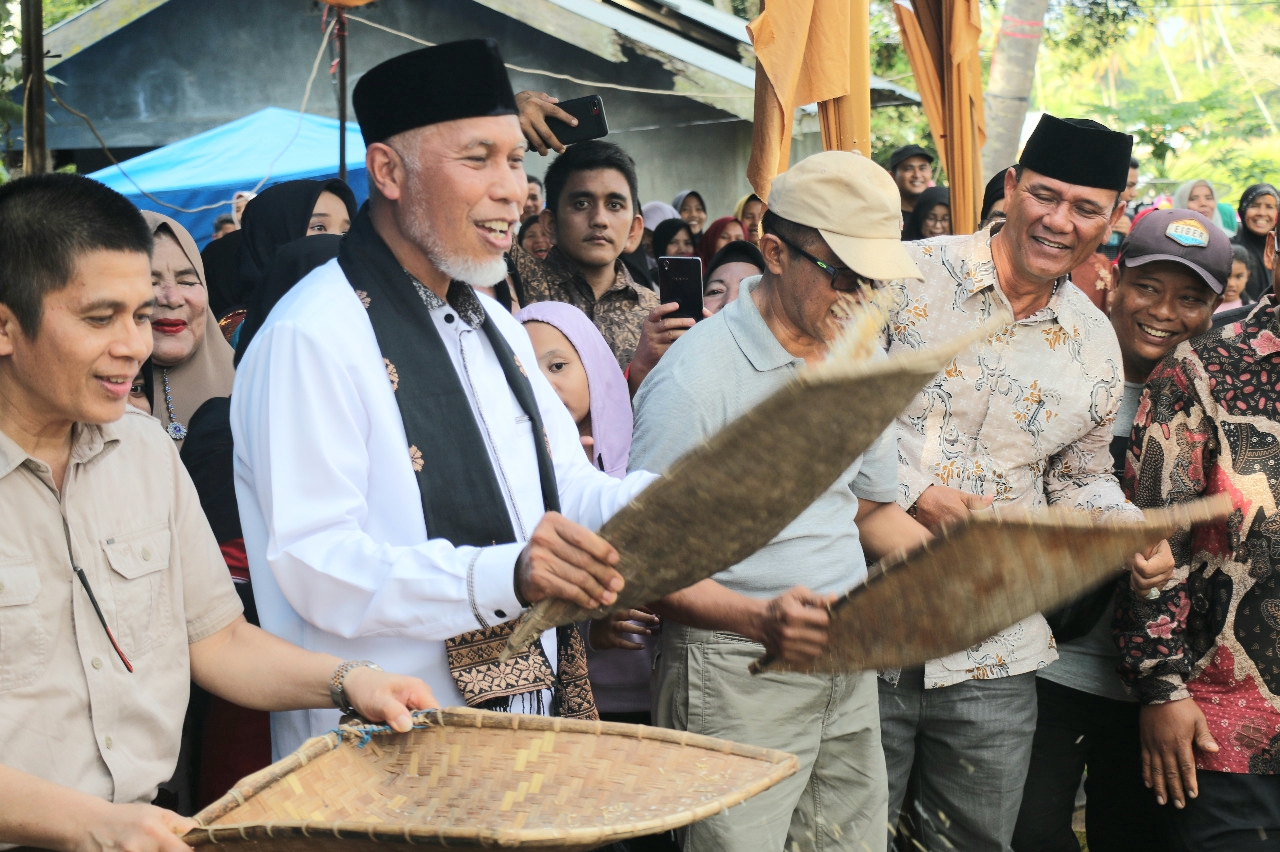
top-left (0, 558), bottom-right (49, 692)
top-left (102, 524), bottom-right (173, 659)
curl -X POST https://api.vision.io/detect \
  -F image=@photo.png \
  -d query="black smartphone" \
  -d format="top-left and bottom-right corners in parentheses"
top-left (545, 95), bottom-right (609, 146)
top-left (658, 256), bottom-right (703, 322)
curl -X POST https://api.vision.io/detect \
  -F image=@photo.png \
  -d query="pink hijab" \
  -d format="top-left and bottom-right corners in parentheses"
top-left (515, 302), bottom-right (633, 478)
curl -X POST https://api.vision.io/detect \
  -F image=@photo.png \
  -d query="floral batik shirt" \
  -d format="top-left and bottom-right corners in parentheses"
top-left (1118, 297), bottom-right (1280, 774)
top-left (511, 243), bottom-right (658, 370)
top-left (885, 225), bottom-right (1140, 689)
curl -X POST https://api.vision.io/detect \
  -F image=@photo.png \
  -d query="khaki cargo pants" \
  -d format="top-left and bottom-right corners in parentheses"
top-left (652, 623), bottom-right (887, 852)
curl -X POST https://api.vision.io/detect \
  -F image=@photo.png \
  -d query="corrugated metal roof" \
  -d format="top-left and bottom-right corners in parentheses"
top-left (37, 0), bottom-right (920, 114)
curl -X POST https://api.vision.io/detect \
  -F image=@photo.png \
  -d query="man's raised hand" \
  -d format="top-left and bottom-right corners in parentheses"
top-left (516, 91), bottom-right (577, 156)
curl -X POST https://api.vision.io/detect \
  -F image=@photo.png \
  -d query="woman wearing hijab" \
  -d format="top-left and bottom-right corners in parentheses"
top-left (184, 235), bottom-right (347, 803)
top-left (1232, 183), bottom-right (1280, 302)
top-left (980, 168), bottom-right (1011, 228)
top-left (514, 302), bottom-right (663, 715)
top-left (513, 307), bottom-right (677, 852)
top-left (516, 301), bottom-right (633, 478)
top-left (203, 229), bottom-right (245, 326)
top-left (1172, 180), bottom-right (1229, 232)
top-left (703, 240), bottom-right (765, 315)
top-left (733, 193), bottom-right (765, 244)
top-left (234, 234), bottom-right (344, 365)
top-left (231, 190), bottom-right (256, 226)
top-left (222, 178), bottom-right (358, 339)
top-left (672, 189), bottom-right (708, 236)
top-left (179, 398), bottom-right (273, 808)
top-left (651, 218), bottom-right (696, 261)
top-left (143, 212), bottom-right (236, 449)
top-left (642, 201), bottom-right (680, 233)
top-left (696, 216), bottom-right (746, 271)
top-left (637, 202), bottom-right (681, 278)
top-left (902, 185), bottom-right (952, 241)
top-left (138, 212), bottom-right (239, 810)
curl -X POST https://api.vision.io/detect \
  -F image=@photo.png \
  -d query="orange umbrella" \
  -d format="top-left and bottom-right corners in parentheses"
top-left (893, 0), bottom-right (986, 233)
top-left (746, 0), bottom-right (873, 201)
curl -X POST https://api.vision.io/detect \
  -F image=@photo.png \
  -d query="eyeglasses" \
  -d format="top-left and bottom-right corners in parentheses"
top-left (774, 234), bottom-right (877, 293)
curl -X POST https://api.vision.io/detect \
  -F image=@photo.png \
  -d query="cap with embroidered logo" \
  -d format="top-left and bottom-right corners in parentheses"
top-left (1118, 208), bottom-right (1232, 294)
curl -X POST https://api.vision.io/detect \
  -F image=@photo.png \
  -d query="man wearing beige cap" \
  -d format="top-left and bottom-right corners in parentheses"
top-left (629, 151), bottom-right (932, 852)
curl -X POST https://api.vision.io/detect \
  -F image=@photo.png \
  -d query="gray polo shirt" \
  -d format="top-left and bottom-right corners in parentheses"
top-left (629, 276), bottom-right (899, 599)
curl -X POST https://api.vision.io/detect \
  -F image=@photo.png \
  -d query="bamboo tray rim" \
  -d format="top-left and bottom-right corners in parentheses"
top-left (187, 707), bottom-right (798, 848)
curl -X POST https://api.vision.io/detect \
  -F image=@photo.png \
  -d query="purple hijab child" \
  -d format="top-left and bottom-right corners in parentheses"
top-left (515, 301), bottom-right (657, 719)
top-left (514, 301), bottom-right (633, 478)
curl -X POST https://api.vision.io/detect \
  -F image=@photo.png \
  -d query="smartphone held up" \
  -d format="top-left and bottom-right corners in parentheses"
top-left (658, 256), bottom-right (704, 322)
top-left (545, 95), bottom-right (610, 146)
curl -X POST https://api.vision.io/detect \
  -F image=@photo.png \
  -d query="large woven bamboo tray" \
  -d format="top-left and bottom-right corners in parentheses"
top-left (503, 313), bottom-right (1002, 659)
top-left (186, 707), bottom-right (797, 852)
top-left (753, 495), bottom-right (1231, 674)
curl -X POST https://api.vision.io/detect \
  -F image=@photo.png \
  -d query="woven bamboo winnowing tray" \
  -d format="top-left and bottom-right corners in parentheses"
top-left (753, 495), bottom-right (1232, 674)
top-left (186, 707), bottom-right (797, 852)
top-left (502, 314), bottom-right (1003, 659)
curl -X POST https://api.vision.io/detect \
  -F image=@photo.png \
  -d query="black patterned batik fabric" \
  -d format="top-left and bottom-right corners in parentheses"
top-left (512, 243), bottom-right (658, 370)
top-left (1118, 296), bottom-right (1280, 775)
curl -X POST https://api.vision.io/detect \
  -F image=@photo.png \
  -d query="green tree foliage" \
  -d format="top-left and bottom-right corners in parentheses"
top-left (1045, 0), bottom-right (1154, 71)
top-left (868, 0), bottom-right (937, 164)
top-left (1035, 1), bottom-right (1279, 202)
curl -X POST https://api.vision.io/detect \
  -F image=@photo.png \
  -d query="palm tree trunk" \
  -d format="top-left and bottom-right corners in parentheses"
top-left (981, 0), bottom-right (1050, 180)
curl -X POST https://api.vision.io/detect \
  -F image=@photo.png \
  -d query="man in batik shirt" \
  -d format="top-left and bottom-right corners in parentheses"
top-left (881, 114), bottom-right (1173, 852)
top-left (1119, 208), bottom-right (1280, 849)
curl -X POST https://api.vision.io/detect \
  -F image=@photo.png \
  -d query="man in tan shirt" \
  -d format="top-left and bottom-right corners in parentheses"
top-left (0, 175), bottom-right (441, 852)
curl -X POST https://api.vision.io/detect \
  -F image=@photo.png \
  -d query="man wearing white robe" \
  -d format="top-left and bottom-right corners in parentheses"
top-left (232, 40), bottom-right (654, 757)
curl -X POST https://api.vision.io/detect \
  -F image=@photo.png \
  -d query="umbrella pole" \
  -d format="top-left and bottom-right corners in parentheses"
top-left (337, 9), bottom-right (348, 182)
top-left (20, 0), bottom-right (48, 176)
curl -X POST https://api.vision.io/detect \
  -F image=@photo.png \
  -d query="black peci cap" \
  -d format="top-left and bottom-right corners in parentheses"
top-left (1018, 114), bottom-right (1133, 192)
top-left (353, 39), bottom-right (518, 146)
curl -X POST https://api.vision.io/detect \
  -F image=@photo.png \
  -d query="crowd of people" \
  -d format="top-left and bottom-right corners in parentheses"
top-left (0, 34), bottom-right (1278, 852)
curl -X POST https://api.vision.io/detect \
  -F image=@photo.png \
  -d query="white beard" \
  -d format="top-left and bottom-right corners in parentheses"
top-left (394, 135), bottom-right (510, 289)
top-left (419, 232), bottom-right (509, 288)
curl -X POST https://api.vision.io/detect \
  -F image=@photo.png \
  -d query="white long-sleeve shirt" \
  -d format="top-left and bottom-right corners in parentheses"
top-left (231, 259), bottom-right (654, 757)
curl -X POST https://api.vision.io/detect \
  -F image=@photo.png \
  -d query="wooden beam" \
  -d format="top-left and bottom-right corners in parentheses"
top-left (21, 0), bottom-right (48, 174)
top-left (468, 0), bottom-right (755, 121)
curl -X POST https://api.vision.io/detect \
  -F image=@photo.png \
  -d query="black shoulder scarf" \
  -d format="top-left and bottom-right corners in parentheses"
top-left (338, 209), bottom-right (596, 719)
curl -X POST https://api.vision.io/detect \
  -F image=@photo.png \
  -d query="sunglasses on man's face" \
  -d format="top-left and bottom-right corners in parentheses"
top-left (774, 234), bottom-right (878, 293)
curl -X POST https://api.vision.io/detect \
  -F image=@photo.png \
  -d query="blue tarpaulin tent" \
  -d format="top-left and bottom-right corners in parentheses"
top-left (90, 107), bottom-right (367, 248)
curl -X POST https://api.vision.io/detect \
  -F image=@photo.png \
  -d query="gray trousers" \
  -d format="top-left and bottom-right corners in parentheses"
top-left (653, 623), bottom-right (887, 852)
top-left (878, 667), bottom-right (1038, 852)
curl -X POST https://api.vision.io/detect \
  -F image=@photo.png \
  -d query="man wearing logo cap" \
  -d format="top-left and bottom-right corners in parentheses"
top-left (232, 40), bottom-right (659, 757)
top-left (1117, 201), bottom-right (1280, 847)
top-left (630, 150), bottom-right (933, 852)
top-left (885, 144), bottom-right (936, 218)
top-left (879, 114), bottom-right (1175, 851)
top-left (1014, 208), bottom-right (1227, 852)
